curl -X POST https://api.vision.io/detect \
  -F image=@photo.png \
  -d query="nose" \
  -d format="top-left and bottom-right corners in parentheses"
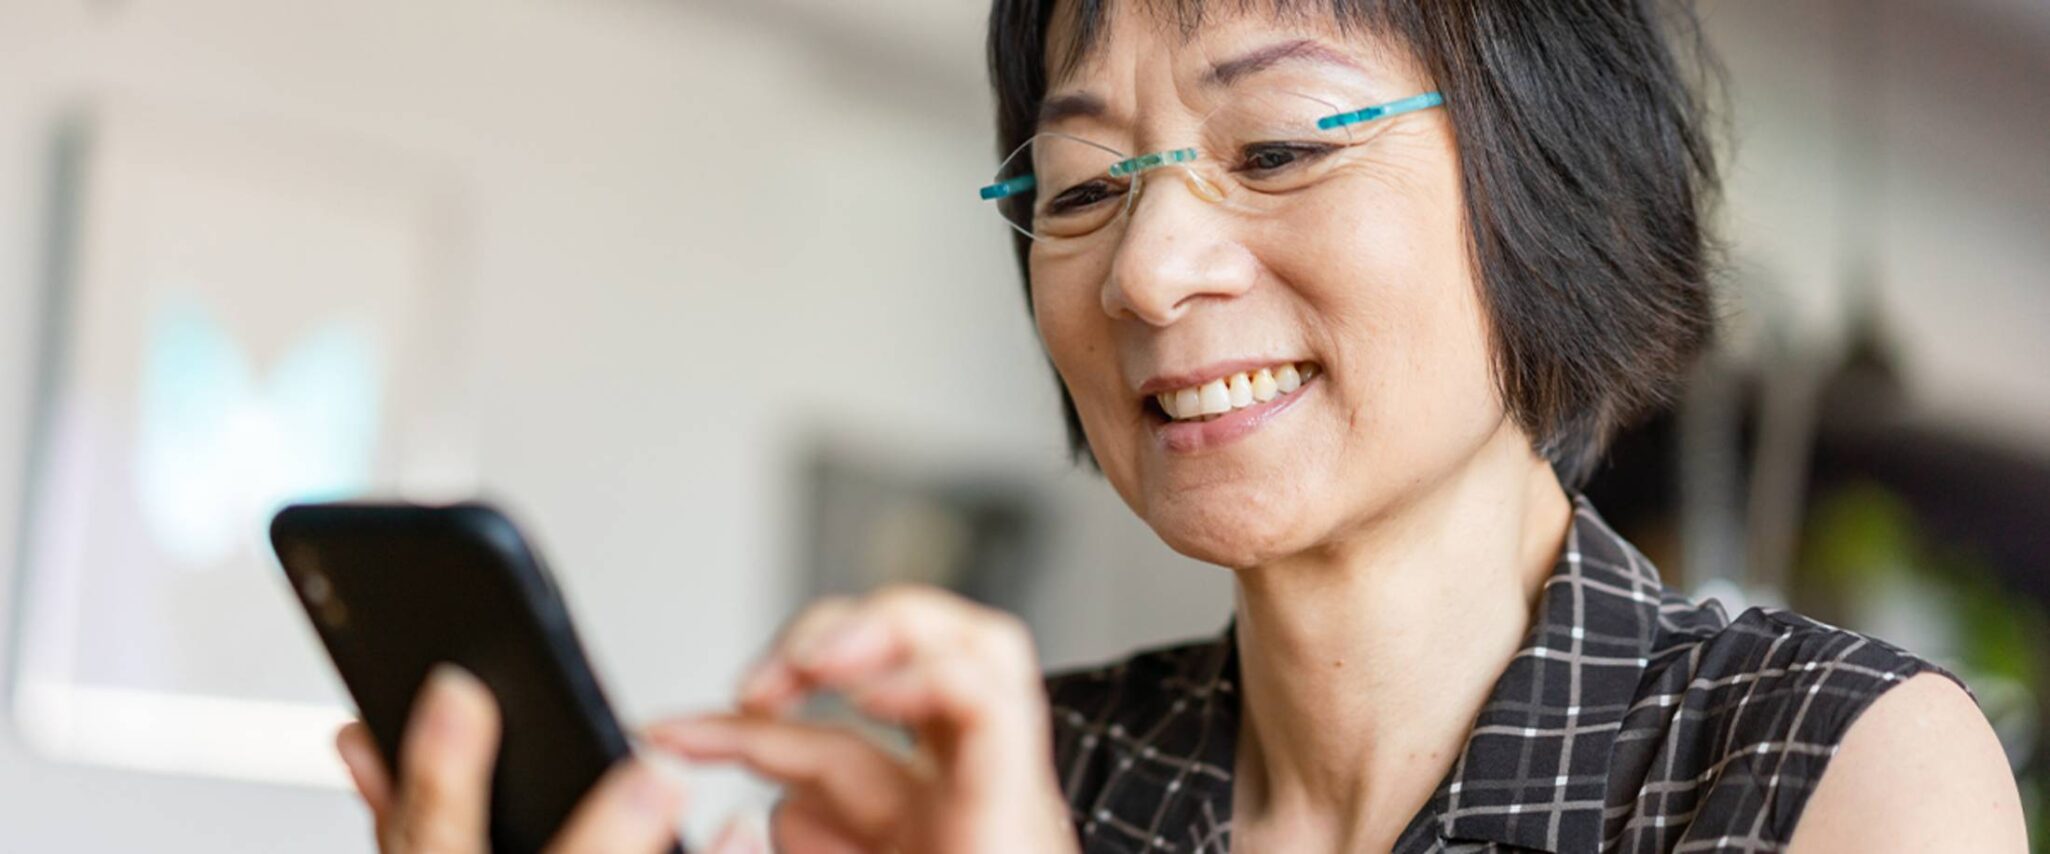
top-left (1100, 167), bottom-right (1257, 326)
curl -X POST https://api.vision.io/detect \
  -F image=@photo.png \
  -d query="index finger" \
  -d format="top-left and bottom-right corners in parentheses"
top-left (741, 586), bottom-right (1037, 716)
top-left (735, 597), bottom-right (857, 715)
top-left (642, 713), bottom-right (911, 843)
top-left (336, 721), bottom-right (393, 823)
top-left (796, 587), bottom-right (1042, 713)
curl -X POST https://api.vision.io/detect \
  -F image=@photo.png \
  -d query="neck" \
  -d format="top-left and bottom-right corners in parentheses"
top-left (1228, 426), bottom-right (1573, 850)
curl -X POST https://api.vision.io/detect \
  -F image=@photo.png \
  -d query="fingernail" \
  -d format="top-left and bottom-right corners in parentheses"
top-left (806, 618), bottom-right (884, 667)
top-left (337, 730), bottom-right (377, 774)
top-left (789, 612), bottom-right (858, 664)
top-left (425, 664), bottom-right (483, 737)
top-left (429, 663), bottom-right (485, 695)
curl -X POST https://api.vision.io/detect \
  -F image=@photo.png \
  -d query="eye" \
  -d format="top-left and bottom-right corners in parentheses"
top-left (1236, 142), bottom-right (1336, 175)
top-left (1045, 180), bottom-right (1122, 215)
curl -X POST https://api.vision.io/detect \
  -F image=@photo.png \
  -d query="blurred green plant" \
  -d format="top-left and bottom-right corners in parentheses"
top-left (1798, 482), bottom-right (2048, 850)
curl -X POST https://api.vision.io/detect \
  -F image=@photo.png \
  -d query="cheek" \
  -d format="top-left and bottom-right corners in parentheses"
top-left (1265, 144), bottom-right (1503, 468)
top-left (1030, 254), bottom-right (1109, 389)
top-left (1029, 256), bottom-right (1141, 469)
top-left (1029, 253), bottom-right (1087, 365)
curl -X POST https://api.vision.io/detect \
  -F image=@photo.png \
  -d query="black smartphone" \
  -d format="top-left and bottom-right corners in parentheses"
top-left (269, 501), bottom-right (682, 854)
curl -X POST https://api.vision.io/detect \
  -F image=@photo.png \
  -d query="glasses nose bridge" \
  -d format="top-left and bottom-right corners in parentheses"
top-left (1122, 155), bottom-right (1228, 223)
top-left (1101, 160), bottom-right (1232, 259)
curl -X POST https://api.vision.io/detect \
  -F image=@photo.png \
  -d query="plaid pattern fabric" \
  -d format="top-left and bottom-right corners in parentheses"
top-left (1045, 495), bottom-right (1966, 853)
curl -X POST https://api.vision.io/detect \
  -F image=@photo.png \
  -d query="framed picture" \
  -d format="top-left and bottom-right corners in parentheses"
top-left (800, 441), bottom-right (1048, 613)
top-left (10, 99), bottom-right (470, 787)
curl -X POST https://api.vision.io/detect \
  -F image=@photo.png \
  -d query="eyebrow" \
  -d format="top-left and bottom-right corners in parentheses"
top-left (1206, 39), bottom-right (1364, 86)
top-left (1038, 91), bottom-right (1107, 126)
top-left (1035, 39), bottom-right (1361, 128)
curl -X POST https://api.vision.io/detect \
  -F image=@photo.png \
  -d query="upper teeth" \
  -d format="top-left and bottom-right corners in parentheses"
top-left (1155, 362), bottom-right (1317, 421)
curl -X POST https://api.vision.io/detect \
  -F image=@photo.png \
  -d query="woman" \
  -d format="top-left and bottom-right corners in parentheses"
top-left (333, 0), bottom-right (2028, 851)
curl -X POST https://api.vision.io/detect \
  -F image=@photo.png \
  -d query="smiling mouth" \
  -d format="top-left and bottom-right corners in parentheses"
top-left (1146, 361), bottom-right (1321, 422)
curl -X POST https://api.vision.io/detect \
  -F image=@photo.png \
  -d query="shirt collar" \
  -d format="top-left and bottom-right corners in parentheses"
top-left (1428, 494), bottom-right (1667, 852)
top-left (1196, 496), bottom-right (1669, 852)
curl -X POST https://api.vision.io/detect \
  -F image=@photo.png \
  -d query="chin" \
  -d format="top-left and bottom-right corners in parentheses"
top-left (1139, 484), bottom-right (1319, 569)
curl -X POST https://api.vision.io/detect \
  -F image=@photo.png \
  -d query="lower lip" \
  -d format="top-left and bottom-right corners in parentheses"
top-left (1151, 376), bottom-right (1318, 454)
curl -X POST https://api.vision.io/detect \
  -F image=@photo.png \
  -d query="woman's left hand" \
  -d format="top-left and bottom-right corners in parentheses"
top-left (643, 584), bottom-right (1076, 853)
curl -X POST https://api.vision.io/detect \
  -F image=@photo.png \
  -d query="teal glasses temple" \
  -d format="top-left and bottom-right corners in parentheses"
top-left (980, 174), bottom-right (1034, 201)
top-left (978, 91), bottom-right (1445, 202)
top-left (1315, 91), bottom-right (1443, 131)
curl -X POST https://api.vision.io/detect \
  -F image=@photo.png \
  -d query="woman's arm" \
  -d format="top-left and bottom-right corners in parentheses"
top-left (1786, 672), bottom-right (2027, 852)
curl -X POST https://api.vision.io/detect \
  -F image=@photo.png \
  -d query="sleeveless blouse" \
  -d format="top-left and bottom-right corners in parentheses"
top-left (1044, 496), bottom-right (1965, 852)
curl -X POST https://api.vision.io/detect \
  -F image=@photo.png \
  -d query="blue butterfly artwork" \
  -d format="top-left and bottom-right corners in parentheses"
top-left (134, 295), bottom-right (384, 569)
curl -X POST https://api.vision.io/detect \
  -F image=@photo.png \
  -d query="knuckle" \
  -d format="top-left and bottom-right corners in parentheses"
top-left (391, 811), bottom-right (470, 854)
top-left (969, 615), bottom-right (1043, 692)
top-left (970, 611), bottom-right (1033, 656)
top-left (775, 598), bottom-right (856, 651)
top-left (988, 611), bottom-right (1032, 647)
top-left (400, 765), bottom-right (466, 823)
top-left (790, 597), bottom-right (855, 630)
top-left (871, 585), bottom-right (976, 630)
top-left (871, 582), bottom-right (939, 610)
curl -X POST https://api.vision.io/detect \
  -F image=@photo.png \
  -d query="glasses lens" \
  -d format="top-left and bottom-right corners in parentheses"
top-left (990, 133), bottom-right (1129, 240)
top-left (985, 89), bottom-right (1393, 237)
top-left (1196, 89), bottom-right (1360, 197)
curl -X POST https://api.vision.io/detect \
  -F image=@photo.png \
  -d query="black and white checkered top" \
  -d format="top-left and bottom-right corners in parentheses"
top-left (1044, 495), bottom-right (1966, 852)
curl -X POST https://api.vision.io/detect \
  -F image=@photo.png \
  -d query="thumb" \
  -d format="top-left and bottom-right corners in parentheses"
top-left (389, 664), bottom-right (501, 853)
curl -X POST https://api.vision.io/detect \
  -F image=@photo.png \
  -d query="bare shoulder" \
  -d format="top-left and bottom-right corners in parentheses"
top-left (1787, 672), bottom-right (2027, 853)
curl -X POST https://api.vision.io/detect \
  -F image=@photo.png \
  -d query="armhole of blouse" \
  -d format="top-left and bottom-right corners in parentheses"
top-left (1770, 655), bottom-right (1974, 843)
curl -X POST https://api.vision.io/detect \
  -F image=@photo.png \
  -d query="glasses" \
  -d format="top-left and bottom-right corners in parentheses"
top-left (980, 91), bottom-right (1444, 242)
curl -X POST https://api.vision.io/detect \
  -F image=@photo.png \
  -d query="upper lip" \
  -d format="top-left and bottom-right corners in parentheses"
top-left (1135, 357), bottom-right (1312, 396)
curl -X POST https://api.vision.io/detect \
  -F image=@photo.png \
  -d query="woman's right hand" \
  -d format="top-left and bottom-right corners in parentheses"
top-left (643, 585), bottom-right (1077, 853)
top-left (333, 665), bottom-right (758, 854)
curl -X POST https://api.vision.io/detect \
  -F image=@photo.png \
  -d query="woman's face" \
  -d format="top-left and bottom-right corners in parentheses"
top-left (1031, 8), bottom-right (1517, 568)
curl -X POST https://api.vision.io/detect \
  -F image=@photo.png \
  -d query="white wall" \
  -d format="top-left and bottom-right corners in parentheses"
top-left (1704, 1), bottom-right (2050, 449)
top-left (0, 0), bottom-right (1230, 849)
top-left (0, 0), bottom-right (2043, 851)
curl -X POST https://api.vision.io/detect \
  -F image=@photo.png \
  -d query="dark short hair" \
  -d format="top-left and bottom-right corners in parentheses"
top-left (987, 0), bottom-right (1721, 488)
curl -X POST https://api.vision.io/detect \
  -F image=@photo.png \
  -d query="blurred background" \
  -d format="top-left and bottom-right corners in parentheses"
top-left (0, 0), bottom-right (2043, 850)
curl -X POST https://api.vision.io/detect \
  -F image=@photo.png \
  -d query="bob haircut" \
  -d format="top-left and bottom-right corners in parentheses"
top-left (987, 0), bottom-right (1721, 488)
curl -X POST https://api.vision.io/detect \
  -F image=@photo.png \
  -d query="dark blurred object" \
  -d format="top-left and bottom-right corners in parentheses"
top-left (1583, 304), bottom-right (2050, 847)
top-left (799, 441), bottom-right (1047, 611)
